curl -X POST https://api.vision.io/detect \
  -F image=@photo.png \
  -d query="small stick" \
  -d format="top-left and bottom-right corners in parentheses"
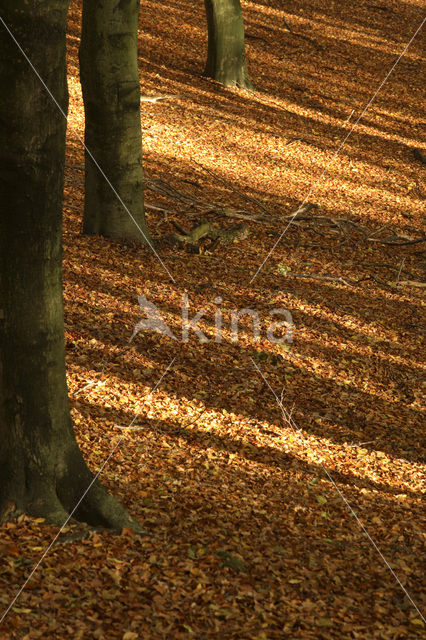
top-left (367, 223), bottom-right (390, 239)
top-left (144, 203), bottom-right (173, 214)
top-left (193, 160), bottom-right (272, 216)
top-left (396, 257), bottom-right (406, 283)
top-left (368, 236), bottom-right (426, 246)
top-left (282, 15), bottom-right (294, 34)
top-left (347, 440), bottom-right (377, 448)
top-left (344, 109), bottom-right (355, 124)
top-left (140, 94), bottom-right (180, 103)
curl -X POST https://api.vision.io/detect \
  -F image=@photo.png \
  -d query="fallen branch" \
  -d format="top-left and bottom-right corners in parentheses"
top-left (146, 177), bottom-right (210, 210)
top-left (168, 219), bottom-right (250, 252)
top-left (193, 160), bottom-right (272, 216)
top-left (198, 207), bottom-right (270, 223)
top-left (144, 174), bottom-right (423, 249)
top-left (281, 203), bottom-right (319, 220)
top-left (145, 178), bottom-right (273, 223)
top-left (367, 223), bottom-right (390, 239)
top-left (395, 280), bottom-right (426, 288)
top-left (145, 202), bottom-right (173, 214)
top-left (368, 235), bottom-right (426, 246)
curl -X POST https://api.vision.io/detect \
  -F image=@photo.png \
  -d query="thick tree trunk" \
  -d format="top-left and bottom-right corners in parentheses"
top-left (203, 0), bottom-right (253, 89)
top-left (79, 0), bottom-right (151, 244)
top-left (0, 1), bottom-right (140, 531)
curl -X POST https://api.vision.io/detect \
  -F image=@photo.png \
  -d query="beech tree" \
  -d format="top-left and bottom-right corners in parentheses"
top-left (79, 0), bottom-right (151, 244)
top-left (0, 1), bottom-right (139, 530)
top-left (203, 0), bottom-right (253, 89)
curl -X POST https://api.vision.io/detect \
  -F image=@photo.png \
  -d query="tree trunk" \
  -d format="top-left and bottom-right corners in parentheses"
top-left (203, 0), bottom-right (253, 89)
top-left (79, 0), bottom-right (151, 244)
top-left (0, 1), bottom-right (140, 531)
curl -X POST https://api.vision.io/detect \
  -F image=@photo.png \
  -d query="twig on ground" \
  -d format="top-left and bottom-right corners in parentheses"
top-left (72, 379), bottom-right (106, 397)
top-left (396, 257), bottom-right (406, 283)
top-left (367, 223), bottom-right (390, 239)
top-left (193, 159), bottom-right (272, 216)
top-left (282, 15), bottom-right (294, 34)
top-left (347, 440), bottom-right (377, 448)
top-left (344, 109), bottom-right (355, 124)
top-left (396, 280), bottom-right (426, 288)
top-left (145, 174), bottom-right (423, 249)
top-left (283, 203), bottom-right (318, 220)
top-left (145, 203), bottom-right (173, 214)
top-left (140, 94), bottom-right (181, 103)
top-left (368, 236), bottom-right (426, 246)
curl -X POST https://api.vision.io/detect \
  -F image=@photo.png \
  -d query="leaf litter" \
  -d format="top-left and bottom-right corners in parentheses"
top-left (0, 0), bottom-right (425, 638)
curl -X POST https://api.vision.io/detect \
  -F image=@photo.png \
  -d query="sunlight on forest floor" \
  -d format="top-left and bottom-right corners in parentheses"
top-left (1, 0), bottom-right (424, 638)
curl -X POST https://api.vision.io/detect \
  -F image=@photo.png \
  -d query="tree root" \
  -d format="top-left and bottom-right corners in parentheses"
top-left (0, 446), bottom-right (142, 532)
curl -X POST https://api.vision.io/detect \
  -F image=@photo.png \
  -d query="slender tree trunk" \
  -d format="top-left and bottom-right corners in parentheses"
top-left (203, 0), bottom-right (253, 89)
top-left (0, 1), bottom-right (139, 530)
top-left (79, 0), bottom-right (151, 244)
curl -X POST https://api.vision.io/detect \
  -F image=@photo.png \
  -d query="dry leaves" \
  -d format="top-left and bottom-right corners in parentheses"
top-left (0, 0), bottom-right (425, 638)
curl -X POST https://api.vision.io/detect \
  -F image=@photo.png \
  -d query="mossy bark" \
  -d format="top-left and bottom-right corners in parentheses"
top-left (0, 1), bottom-right (140, 531)
top-left (79, 0), bottom-right (152, 244)
top-left (203, 0), bottom-right (253, 89)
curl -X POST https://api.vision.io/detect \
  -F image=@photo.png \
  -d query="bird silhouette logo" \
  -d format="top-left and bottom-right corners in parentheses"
top-left (129, 294), bottom-right (177, 342)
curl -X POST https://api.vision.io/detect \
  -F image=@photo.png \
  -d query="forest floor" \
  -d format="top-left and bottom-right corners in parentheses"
top-left (1, 0), bottom-right (425, 638)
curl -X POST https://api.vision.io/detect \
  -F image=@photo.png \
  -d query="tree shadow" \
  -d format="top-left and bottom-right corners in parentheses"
top-left (74, 397), bottom-right (424, 502)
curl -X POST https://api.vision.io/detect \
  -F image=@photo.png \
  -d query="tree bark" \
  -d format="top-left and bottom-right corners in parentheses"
top-left (79, 0), bottom-right (152, 244)
top-left (0, 1), bottom-right (140, 531)
top-left (203, 0), bottom-right (253, 89)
